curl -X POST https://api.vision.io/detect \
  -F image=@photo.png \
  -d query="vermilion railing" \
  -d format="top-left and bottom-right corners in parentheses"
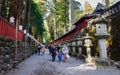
top-left (0, 16), bottom-right (23, 41)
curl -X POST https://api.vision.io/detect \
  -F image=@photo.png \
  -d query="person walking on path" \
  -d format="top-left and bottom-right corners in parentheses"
top-left (62, 44), bottom-right (69, 62)
top-left (41, 43), bottom-right (46, 55)
top-left (48, 45), bottom-right (52, 55)
top-left (50, 45), bottom-right (57, 61)
top-left (37, 44), bottom-right (41, 56)
top-left (57, 50), bottom-right (63, 62)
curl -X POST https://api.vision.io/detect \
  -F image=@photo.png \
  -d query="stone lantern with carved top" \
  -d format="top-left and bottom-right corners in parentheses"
top-left (88, 15), bottom-right (113, 69)
top-left (91, 15), bottom-right (110, 59)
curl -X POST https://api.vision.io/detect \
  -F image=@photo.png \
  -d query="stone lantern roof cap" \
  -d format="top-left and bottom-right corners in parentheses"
top-left (91, 15), bottom-right (109, 25)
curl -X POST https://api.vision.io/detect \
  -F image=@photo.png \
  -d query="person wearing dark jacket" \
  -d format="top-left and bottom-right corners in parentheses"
top-left (50, 45), bottom-right (57, 61)
top-left (48, 45), bottom-right (52, 55)
top-left (37, 44), bottom-right (41, 56)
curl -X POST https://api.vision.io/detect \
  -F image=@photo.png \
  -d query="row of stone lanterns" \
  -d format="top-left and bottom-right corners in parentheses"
top-left (54, 15), bottom-right (111, 68)
top-left (66, 15), bottom-right (111, 65)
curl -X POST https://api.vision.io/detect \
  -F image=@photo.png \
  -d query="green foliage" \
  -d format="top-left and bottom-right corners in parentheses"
top-left (55, 0), bottom-right (69, 33)
top-left (44, 0), bottom-right (84, 43)
top-left (84, 1), bottom-right (93, 12)
top-left (31, 0), bottom-right (45, 37)
top-left (75, 1), bottom-right (94, 20)
top-left (43, 0), bottom-right (70, 43)
top-left (74, 1), bottom-right (83, 21)
top-left (74, 1), bottom-right (82, 11)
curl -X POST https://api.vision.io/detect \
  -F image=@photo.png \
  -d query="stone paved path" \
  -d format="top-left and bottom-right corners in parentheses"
top-left (4, 51), bottom-right (120, 75)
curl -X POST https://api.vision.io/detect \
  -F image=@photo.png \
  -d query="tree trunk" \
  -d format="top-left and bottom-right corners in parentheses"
top-left (27, 0), bottom-right (31, 33)
top-left (64, 0), bottom-right (67, 34)
top-left (53, 10), bottom-right (57, 40)
top-left (25, 0), bottom-right (31, 43)
top-left (53, 0), bottom-right (57, 40)
top-left (105, 0), bottom-right (109, 7)
top-left (0, 0), bottom-right (6, 18)
top-left (0, 0), bottom-right (1, 15)
top-left (24, 0), bottom-right (31, 30)
top-left (69, 0), bottom-right (75, 30)
top-left (10, 0), bottom-right (23, 25)
top-left (102, 0), bottom-right (109, 7)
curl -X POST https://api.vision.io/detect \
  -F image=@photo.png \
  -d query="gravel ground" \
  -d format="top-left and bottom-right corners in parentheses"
top-left (4, 51), bottom-right (120, 75)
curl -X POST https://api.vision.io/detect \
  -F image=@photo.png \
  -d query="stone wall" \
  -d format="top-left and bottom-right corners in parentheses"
top-left (0, 37), bottom-right (35, 74)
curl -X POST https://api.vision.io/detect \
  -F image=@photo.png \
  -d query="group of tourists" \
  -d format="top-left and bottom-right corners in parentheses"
top-left (48, 44), bottom-right (69, 62)
top-left (36, 43), bottom-right (70, 62)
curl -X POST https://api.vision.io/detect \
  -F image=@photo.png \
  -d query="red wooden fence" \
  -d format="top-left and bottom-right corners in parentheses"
top-left (0, 16), bottom-right (23, 41)
top-left (49, 15), bottom-right (93, 45)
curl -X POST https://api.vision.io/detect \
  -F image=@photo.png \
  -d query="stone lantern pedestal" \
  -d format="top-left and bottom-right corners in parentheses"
top-left (89, 15), bottom-right (115, 69)
top-left (83, 33), bottom-right (93, 63)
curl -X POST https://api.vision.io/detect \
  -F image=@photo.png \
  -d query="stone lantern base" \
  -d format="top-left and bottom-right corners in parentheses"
top-left (85, 57), bottom-right (96, 68)
top-left (85, 57), bottom-right (95, 63)
top-left (94, 58), bottom-right (117, 69)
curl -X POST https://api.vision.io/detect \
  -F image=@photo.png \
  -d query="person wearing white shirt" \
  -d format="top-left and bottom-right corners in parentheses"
top-left (62, 44), bottom-right (69, 62)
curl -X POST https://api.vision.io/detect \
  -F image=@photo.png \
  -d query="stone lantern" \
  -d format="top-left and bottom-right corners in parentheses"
top-left (91, 15), bottom-right (110, 60)
top-left (83, 33), bottom-right (93, 63)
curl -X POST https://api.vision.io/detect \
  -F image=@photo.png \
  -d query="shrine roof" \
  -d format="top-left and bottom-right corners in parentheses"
top-left (74, 14), bottom-right (94, 26)
top-left (92, 3), bottom-right (106, 14)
